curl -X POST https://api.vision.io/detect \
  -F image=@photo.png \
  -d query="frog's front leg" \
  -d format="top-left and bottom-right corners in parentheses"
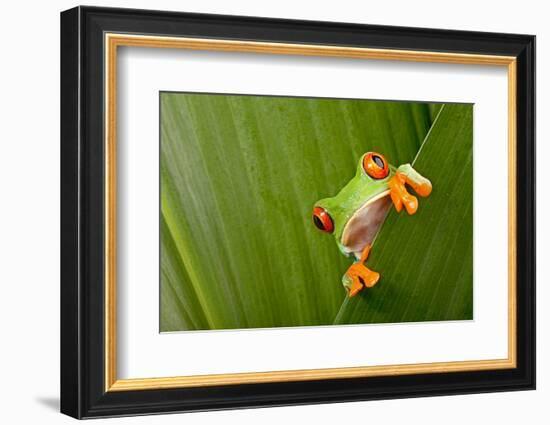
top-left (388, 164), bottom-right (432, 215)
top-left (342, 245), bottom-right (380, 297)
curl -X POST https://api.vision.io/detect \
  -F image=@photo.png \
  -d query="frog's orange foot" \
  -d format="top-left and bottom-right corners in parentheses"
top-left (343, 262), bottom-right (380, 297)
top-left (389, 173), bottom-right (418, 214)
top-left (389, 165), bottom-right (432, 215)
top-left (347, 275), bottom-right (363, 297)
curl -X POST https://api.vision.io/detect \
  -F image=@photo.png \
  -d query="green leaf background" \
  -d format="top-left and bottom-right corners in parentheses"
top-left (160, 92), bottom-right (472, 331)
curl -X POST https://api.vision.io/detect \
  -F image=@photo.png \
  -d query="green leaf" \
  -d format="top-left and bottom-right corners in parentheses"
top-left (334, 104), bottom-right (473, 325)
top-left (160, 93), bottom-right (435, 331)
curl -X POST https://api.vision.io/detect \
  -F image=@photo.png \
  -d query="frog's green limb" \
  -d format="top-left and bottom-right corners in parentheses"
top-left (389, 164), bottom-right (432, 214)
top-left (342, 244), bottom-right (380, 297)
top-left (389, 173), bottom-right (418, 214)
top-left (396, 164), bottom-right (433, 197)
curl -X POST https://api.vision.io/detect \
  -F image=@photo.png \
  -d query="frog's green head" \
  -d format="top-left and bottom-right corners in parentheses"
top-left (313, 152), bottom-right (395, 259)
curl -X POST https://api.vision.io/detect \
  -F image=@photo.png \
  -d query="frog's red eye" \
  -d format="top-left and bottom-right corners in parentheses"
top-left (312, 206), bottom-right (334, 233)
top-left (363, 152), bottom-right (389, 179)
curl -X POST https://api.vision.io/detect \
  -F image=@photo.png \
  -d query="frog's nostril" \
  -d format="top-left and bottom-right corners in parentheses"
top-left (313, 206), bottom-right (334, 233)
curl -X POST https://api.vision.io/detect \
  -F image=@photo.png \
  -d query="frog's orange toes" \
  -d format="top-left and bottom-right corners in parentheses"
top-left (343, 245), bottom-right (380, 297)
top-left (360, 269), bottom-right (380, 289)
top-left (404, 173), bottom-right (432, 197)
top-left (348, 276), bottom-right (364, 297)
top-left (357, 245), bottom-right (379, 288)
top-left (395, 164), bottom-right (433, 197)
top-left (389, 173), bottom-right (418, 215)
top-left (344, 262), bottom-right (380, 297)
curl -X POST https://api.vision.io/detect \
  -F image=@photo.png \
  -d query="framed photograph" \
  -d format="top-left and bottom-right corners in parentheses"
top-left (60, 6), bottom-right (535, 419)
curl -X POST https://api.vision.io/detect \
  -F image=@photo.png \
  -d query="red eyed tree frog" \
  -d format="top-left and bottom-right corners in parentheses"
top-left (312, 152), bottom-right (432, 297)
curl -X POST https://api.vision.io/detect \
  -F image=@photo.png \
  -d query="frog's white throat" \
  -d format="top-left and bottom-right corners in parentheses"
top-left (341, 190), bottom-right (392, 259)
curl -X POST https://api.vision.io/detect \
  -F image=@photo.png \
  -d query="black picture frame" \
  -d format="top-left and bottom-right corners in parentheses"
top-left (61, 5), bottom-right (535, 419)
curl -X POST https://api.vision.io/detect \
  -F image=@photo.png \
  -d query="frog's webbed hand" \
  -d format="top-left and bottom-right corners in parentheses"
top-left (388, 164), bottom-right (432, 215)
top-left (342, 245), bottom-right (380, 297)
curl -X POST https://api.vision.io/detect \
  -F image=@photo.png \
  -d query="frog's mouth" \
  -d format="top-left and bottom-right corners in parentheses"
top-left (341, 190), bottom-right (392, 259)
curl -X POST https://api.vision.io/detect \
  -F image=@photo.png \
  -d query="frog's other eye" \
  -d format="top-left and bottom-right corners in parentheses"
top-left (313, 206), bottom-right (334, 233)
top-left (363, 152), bottom-right (389, 179)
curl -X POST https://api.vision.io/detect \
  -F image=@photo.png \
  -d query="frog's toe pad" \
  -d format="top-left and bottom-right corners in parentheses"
top-left (348, 284), bottom-right (363, 298)
top-left (360, 271), bottom-right (380, 288)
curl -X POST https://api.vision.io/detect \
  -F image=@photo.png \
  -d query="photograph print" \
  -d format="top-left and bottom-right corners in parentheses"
top-left (160, 92), bottom-right (473, 332)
